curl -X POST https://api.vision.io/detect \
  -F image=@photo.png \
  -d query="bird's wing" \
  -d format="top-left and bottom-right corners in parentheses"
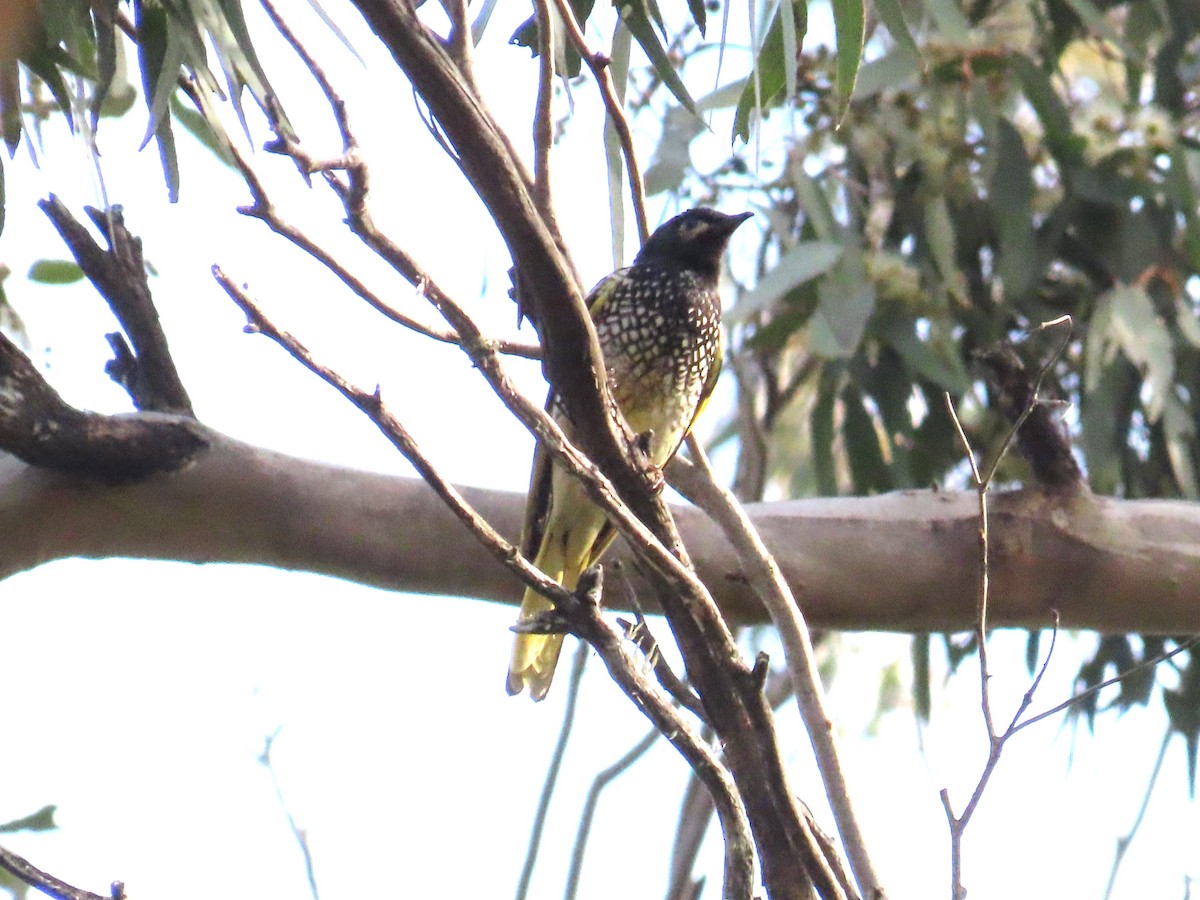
top-left (683, 330), bottom-right (723, 440)
top-left (521, 269), bottom-right (629, 564)
top-left (520, 387), bottom-right (557, 560)
top-left (583, 268), bottom-right (627, 318)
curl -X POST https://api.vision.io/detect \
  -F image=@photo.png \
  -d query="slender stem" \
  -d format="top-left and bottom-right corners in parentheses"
top-left (549, 0), bottom-right (649, 244)
top-left (531, 0), bottom-right (555, 222)
top-left (675, 437), bottom-right (877, 900)
top-left (564, 727), bottom-right (661, 900)
top-left (515, 640), bottom-right (589, 900)
top-left (1102, 727), bottom-right (1173, 900)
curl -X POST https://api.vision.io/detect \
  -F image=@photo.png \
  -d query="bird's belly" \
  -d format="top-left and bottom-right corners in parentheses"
top-left (611, 363), bottom-right (708, 465)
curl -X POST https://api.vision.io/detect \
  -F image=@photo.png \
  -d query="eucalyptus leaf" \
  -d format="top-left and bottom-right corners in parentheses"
top-left (831, 0), bottom-right (864, 117)
top-left (989, 118), bottom-right (1037, 302)
top-left (730, 241), bottom-right (844, 322)
top-left (733, 2), bottom-right (807, 143)
top-left (617, 0), bottom-right (698, 116)
top-left (27, 259), bottom-right (84, 285)
top-left (1106, 283), bottom-right (1173, 422)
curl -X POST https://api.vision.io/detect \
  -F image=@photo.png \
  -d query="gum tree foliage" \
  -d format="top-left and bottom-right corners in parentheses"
top-left (2, 0), bottom-right (1200, 897)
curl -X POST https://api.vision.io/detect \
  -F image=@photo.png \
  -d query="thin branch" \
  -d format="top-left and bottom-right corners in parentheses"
top-left (1013, 636), bottom-right (1200, 735)
top-left (212, 267), bottom-right (564, 605)
top-left (38, 196), bottom-right (193, 415)
top-left (515, 640), bottom-right (589, 900)
top-left (549, 0), bottom-right (649, 244)
top-left (0, 330), bottom-right (207, 480)
top-left (565, 726), bottom-right (662, 900)
top-left (673, 437), bottom-right (878, 900)
top-left (261, 729), bottom-right (320, 900)
top-left (215, 270), bottom-right (758, 898)
top-left (939, 323), bottom-right (1075, 900)
top-left (0, 845), bottom-right (118, 900)
top-left (1101, 725), bottom-right (1173, 900)
top-left (613, 561), bottom-right (708, 723)
top-left (531, 0), bottom-right (555, 222)
top-left (227, 143), bottom-right (540, 359)
top-left (533, 567), bottom-right (756, 900)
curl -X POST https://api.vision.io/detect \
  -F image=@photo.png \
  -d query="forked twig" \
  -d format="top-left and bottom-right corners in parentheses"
top-left (564, 726), bottom-right (661, 900)
top-left (214, 271), bottom-right (755, 898)
top-left (939, 318), bottom-right (1076, 899)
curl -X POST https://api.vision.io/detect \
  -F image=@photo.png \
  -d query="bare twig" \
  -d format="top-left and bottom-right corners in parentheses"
top-left (564, 726), bottom-right (662, 900)
top-left (514, 640), bottom-right (588, 900)
top-left (1013, 636), bottom-right (1200, 735)
top-left (261, 729), bottom-right (320, 900)
top-left (215, 271), bottom-right (758, 899)
top-left (673, 436), bottom-right (878, 900)
top-left (38, 196), bottom-right (193, 415)
top-left (531, 0), bottom-right (555, 223)
top-left (227, 143), bottom-right (540, 359)
top-left (1102, 725), bottom-right (1173, 900)
top-left (939, 320), bottom-right (1075, 900)
top-left (548, 0), bottom-right (649, 244)
top-left (533, 566), bottom-right (756, 899)
top-left (613, 562), bottom-right (708, 723)
top-left (0, 845), bottom-right (116, 900)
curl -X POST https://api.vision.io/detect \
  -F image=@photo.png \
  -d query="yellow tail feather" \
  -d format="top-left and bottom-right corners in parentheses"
top-left (507, 525), bottom-right (591, 701)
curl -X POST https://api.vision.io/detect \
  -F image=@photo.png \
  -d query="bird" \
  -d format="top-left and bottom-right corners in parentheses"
top-left (507, 207), bottom-right (752, 700)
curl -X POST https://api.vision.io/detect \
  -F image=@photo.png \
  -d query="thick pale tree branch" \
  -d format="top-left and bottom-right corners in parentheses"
top-left (1, 424), bottom-right (1198, 634)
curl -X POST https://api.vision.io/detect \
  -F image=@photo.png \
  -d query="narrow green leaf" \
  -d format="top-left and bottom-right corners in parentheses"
top-left (780, 0), bottom-right (799, 102)
top-left (731, 241), bottom-right (844, 322)
top-left (27, 260), bottom-right (84, 284)
top-left (1106, 283), bottom-right (1173, 422)
top-left (618, 0), bottom-right (699, 117)
top-left (923, 196), bottom-right (962, 299)
top-left (1024, 630), bottom-right (1042, 675)
top-left (831, 0), bottom-right (864, 117)
top-left (22, 49), bottom-right (76, 133)
top-left (989, 117), bottom-right (1037, 301)
top-left (1163, 395), bottom-right (1199, 499)
top-left (1170, 147), bottom-right (1200, 272)
top-left (811, 367), bottom-right (840, 494)
top-left (135, 0), bottom-right (184, 151)
top-left (155, 110), bottom-right (181, 203)
top-left (605, 21), bottom-right (631, 267)
top-left (733, 2), bottom-right (807, 142)
top-left (790, 167), bottom-right (836, 240)
top-left (471, 0), bottom-right (502, 43)
top-left (912, 635), bottom-right (931, 721)
top-left (1010, 53), bottom-right (1082, 166)
top-left (874, 0), bottom-right (921, 63)
top-left (925, 0), bottom-right (970, 42)
top-left (0, 806), bottom-right (57, 834)
top-left (686, 0), bottom-right (706, 36)
top-left (841, 383), bottom-right (891, 493)
top-left (879, 315), bottom-right (971, 392)
top-left (169, 94), bottom-right (234, 166)
top-left (89, 0), bottom-right (120, 131)
top-left (812, 247), bottom-right (874, 357)
top-left (854, 48), bottom-right (920, 98)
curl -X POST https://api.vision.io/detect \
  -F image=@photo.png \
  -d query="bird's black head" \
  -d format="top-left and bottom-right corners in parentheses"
top-left (634, 208), bottom-right (753, 279)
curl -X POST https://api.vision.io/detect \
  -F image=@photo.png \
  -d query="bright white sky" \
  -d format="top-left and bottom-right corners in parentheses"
top-left (0, 2), bottom-right (1196, 899)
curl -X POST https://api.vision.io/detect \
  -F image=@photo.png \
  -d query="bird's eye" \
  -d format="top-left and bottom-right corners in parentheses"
top-left (679, 220), bottom-right (710, 241)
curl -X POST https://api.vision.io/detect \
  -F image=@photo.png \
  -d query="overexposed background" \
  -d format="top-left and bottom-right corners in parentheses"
top-left (0, 3), bottom-right (1195, 898)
